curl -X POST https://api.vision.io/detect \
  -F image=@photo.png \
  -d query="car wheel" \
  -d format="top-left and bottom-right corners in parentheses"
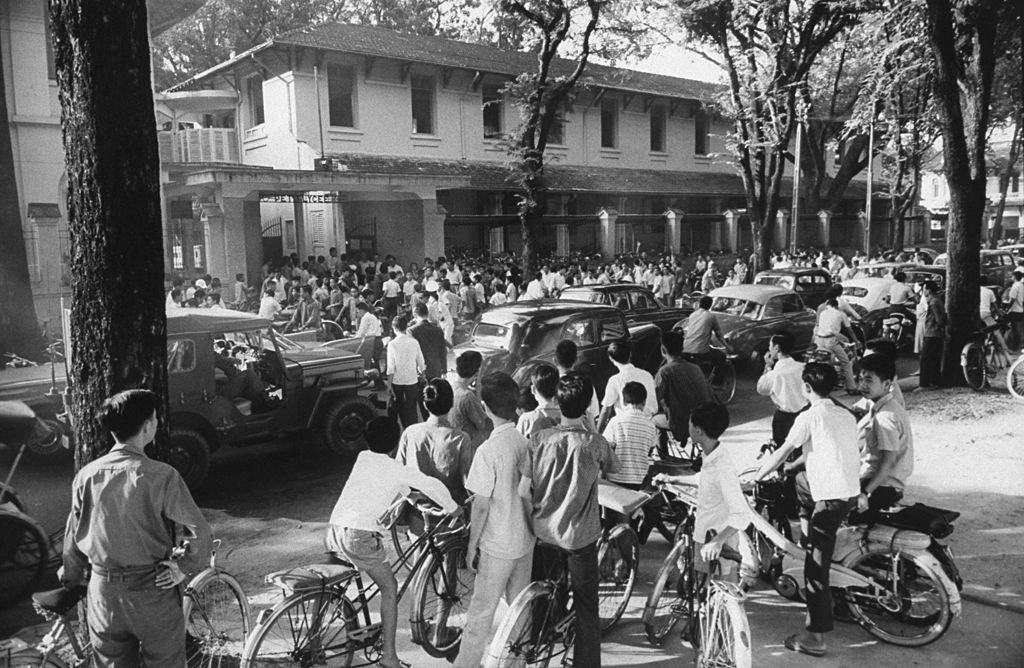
top-left (322, 396), bottom-right (376, 458)
top-left (167, 427), bottom-right (211, 491)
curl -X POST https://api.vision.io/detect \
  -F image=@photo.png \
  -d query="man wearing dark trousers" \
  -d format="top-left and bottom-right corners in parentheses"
top-left (754, 364), bottom-right (860, 658)
top-left (918, 280), bottom-right (946, 390)
top-left (386, 314), bottom-right (426, 429)
top-left (409, 303), bottom-right (447, 382)
top-left (520, 374), bottom-right (620, 667)
top-left (60, 390), bottom-right (212, 667)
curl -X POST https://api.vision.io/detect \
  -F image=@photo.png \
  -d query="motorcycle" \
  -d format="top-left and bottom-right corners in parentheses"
top-left (804, 323), bottom-right (865, 391)
top-left (879, 306), bottom-right (916, 351)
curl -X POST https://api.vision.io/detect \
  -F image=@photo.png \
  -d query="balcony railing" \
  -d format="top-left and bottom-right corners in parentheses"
top-left (158, 128), bottom-right (238, 164)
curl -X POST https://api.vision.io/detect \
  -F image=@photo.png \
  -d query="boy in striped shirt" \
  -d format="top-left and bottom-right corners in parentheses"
top-left (601, 382), bottom-right (657, 490)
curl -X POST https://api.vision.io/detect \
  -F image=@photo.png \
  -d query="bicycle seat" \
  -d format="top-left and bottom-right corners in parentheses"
top-left (265, 563), bottom-right (356, 593)
top-left (32, 586), bottom-right (86, 616)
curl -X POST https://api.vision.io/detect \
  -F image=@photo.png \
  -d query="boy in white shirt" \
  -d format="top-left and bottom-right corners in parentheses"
top-left (455, 373), bottom-right (535, 668)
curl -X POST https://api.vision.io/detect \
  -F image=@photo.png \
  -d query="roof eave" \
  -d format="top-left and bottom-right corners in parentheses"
top-left (163, 40), bottom-right (276, 93)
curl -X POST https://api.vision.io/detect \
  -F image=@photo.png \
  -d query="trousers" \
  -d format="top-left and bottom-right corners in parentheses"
top-left (454, 550), bottom-right (532, 668)
top-left (919, 336), bottom-right (943, 387)
top-left (391, 382), bottom-right (423, 429)
top-left (533, 541), bottom-right (601, 667)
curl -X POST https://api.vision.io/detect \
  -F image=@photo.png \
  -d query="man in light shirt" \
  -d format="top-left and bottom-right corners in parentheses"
top-left (1006, 270), bottom-right (1024, 352)
top-left (756, 332), bottom-right (808, 445)
top-left (888, 272), bottom-right (915, 307)
top-left (755, 363), bottom-right (860, 658)
top-left (387, 314), bottom-right (426, 429)
top-left (258, 288), bottom-right (281, 320)
top-left (327, 418), bottom-right (458, 668)
top-left (597, 341), bottom-right (657, 432)
top-left (525, 272), bottom-right (547, 300)
top-left (814, 294), bottom-right (857, 393)
top-left (454, 373), bottom-right (535, 668)
top-left (682, 295), bottom-right (728, 374)
top-left (354, 302), bottom-right (384, 371)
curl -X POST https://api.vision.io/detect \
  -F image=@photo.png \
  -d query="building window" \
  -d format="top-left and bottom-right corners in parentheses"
top-left (327, 65), bottom-right (355, 127)
top-left (1013, 174), bottom-right (1021, 193)
top-left (411, 76), bottom-right (434, 134)
top-left (650, 105), bottom-right (666, 152)
top-left (247, 77), bottom-right (265, 126)
top-left (483, 83), bottom-right (502, 139)
top-left (548, 111), bottom-right (565, 145)
top-left (44, 10), bottom-right (56, 81)
top-left (694, 108), bottom-right (709, 155)
top-left (601, 98), bottom-right (617, 148)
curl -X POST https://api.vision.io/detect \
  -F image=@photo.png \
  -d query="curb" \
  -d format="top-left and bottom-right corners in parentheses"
top-left (961, 589), bottom-right (1024, 616)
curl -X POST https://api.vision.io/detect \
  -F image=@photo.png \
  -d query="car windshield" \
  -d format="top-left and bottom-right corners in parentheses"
top-left (755, 275), bottom-right (794, 290)
top-left (563, 290), bottom-right (604, 304)
top-left (710, 297), bottom-right (762, 319)
top-left (843, 286), bottom-right (869, 299)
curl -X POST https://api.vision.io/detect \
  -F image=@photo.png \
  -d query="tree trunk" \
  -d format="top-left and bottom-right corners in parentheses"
top-left (519, 172), bottom-right (545, 279)
top-left (990, 113), bottom-right (1022, 246)
top-left (0, 45), bottom-right (45, 360)
top-left (51, 0), bottom-right (169, 469)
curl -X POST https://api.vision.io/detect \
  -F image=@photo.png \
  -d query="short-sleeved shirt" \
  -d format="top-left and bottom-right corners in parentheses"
top-left (396, 416), bottom-right (472, 503)
top-left (693, 445), bottom-right (750, 545)
top-left (601, 408), bottom-right (656, 485)
top-left (782, 398), bottom-right (860, 501)
top-left (449, 378), bottom-right (493, 451)
top-left (889, 282), bottom-right (915, 306)
top-left (683, 309), bottom-right (720, 354)
top-left (601, 364), bottom-right (658, 416)
top-left (815, 306), bottom-right (849, 337)
top-left (526, 422), bottom-right (620, 550)
top-left (655, 360), bottom-right (713, 441)
top-left (465, 423), bottom-right (535, 558)
top-left (858, 393), bottom-right (914, 491)
top-left (517, 405), bottom-right (561, 438)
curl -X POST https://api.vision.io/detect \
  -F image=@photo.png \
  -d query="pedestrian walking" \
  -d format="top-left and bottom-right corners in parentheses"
top-left (387, 314), bottom-right (426, 429)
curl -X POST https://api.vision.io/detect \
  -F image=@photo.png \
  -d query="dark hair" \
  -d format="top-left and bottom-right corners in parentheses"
top-left (859, 353), bottom-right (896, 381)
top-left (555, 339), bottom-right (578, 369)
top-left (518, 385), bottom-right (539, 413)
top-left (690, 401), bottom-right (730, 439)
top-left (264, 288), bottom-right (275, 297)
top-left (802, 362), bottom-right (837, 397)
top-left (171, 288), bottom-right (182, 300)
top-left (301, 285), bottom-right (313, 296)
top-left (365, 416), bottom-right (401, 453)
top-left (556, 373), bottom-right (592, 419)
top-left (393, 314), bottom-right (409, 333)
top-left (422, 378), bottom-right (455, 415)
top-left (414, 303), bottom-right (429, 317)
top-left (1014, 270), bottom-right (1023, 281)
top-left (531, 364), bottom-right (560, 400)
top-left (622, 381), bottom-right (647, 407)
top-left (97, 389), bottom-right (160, 441)
top-left (356, 301), bottom-right (371, 312)
top-left (608, 340), bottom-right (632, 365)
top-left (864, 337), bottom-right (897, 360)
top-left (894, 271), bottom-right (907, 282)
top-left (699, 295), bottom-right (713, 310)
top-left (770, 331), bottom-right (795, 355)
top-left (922, 280), bottom-right (939, 294)
top-left (662, 330), bottom-right (685, 357)
top-left (480, 372), bottom-right (519, 421)
top-left (455, 350), bottom-right (483, 379)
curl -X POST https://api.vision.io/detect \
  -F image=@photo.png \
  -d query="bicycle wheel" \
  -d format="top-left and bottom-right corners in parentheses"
top-left (710, 362), bottom-right (737, 405)
top-left (483, 581), bottom-right (560, 668)
top-left (0, 510), bottom-right (49, 607)
top-left (643, 537), bottom-right (696, 645)
top-left (596, 524), bottom-right (638, 632)
top-left (960, 341), bottom-right (987, 391)
top-left (410, 539), bottom-right (473, 659)
top-left (183, 569), bottom-right (252, 666)
top-left (240, 588), bottom-right (358, 667)
top-left (749, 503), bottom-right (790, 582)
top-left (1007, 355), bottom-right (1024, 400)
top-left (844, 548), bottom-right (954, 647)
top-left (695, 589), bottom-right (751, 668)
top-left (6, 650), bottom-right (65, 667)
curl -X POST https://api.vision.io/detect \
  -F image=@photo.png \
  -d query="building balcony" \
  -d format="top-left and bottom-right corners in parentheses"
top-left (158, 128), bottom-right (239, 164)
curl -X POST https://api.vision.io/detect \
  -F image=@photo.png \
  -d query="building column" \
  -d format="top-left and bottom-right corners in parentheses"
top-left (818, 210), bottom-right (832, 248)
top-left (709, 216), bottom-right (723, 251)
top-left (422, 199), bottom-right (446, 261)
top-left (332, 199), bottom-right (347, 256)
top-left (556, 223), bottom-right (569, 257)
top-left (664, 208), bottom-right (684, 255)
top-left (722, 209), bottom-right (739, 253)
top-left (292, 196), bottom-right (306, 259)
top-left (858, 211), bottom-right (869, 253)
top-left (775, 209), bottom-right (789, 251)
top-left (598, 208), bottom-right (618, 257)
top-left (199, 203), bottom-right (227, 280)
top-left (217, 195), bottom-right (264, 287)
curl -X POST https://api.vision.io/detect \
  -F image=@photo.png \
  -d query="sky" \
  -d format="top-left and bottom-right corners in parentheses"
top-left (629, 43), bottom-right (726, 83)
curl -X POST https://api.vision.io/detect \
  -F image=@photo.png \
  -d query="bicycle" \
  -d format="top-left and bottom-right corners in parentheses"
top-left (1007, 351), bottom-right (1024, 400)
top-left (682, 349), bottom-right (737, 405)
top-left (240, 495), bottom-right (471, 665)
top-left (961, 317), bottom-right (1012, 391)
top-left (5, 539), bottom-right (251, 667)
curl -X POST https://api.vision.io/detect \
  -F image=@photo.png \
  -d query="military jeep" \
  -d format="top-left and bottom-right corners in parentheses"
top-left (165, 310), bottom-right (375, 489)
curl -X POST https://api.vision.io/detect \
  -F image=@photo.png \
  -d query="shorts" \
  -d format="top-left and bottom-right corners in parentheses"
top-left (328, 526), bottom-right (389, 571)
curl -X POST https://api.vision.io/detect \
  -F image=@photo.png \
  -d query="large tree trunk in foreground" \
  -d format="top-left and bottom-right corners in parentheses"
top-left (51, 0), bottom-right (168, 468)
top-left (519, 172), bottom-right (545, 279)
top-left (0, 45), bottom-right (45, 360)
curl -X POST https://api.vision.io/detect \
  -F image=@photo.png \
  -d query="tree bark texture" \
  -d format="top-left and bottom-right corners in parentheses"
top-left (0, 43), bottom-right (45, 360)
top-left (51, 0), bottom-right (168, 468)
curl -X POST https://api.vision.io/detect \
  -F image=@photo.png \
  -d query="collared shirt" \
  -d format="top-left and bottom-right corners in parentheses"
top-left (258, 295), bottom-right (281, 320)
top-left (782, 398), bottom-right (860, 501)
top-left (409, 320), bottom-right (448, 382)
top-left (525, 279), bottom-right (546, 300)
top-left (655, 359), bottom-right (713, 442)
top-left (693, 444), bottom-right (751, 545)
top-left (465, 423), bottom-right (535, 558)
top-left (601, 407), bottom-right (656, 485)
top-left (382, 279), bottom-right (401, 298)
top-left (815, 305), bottom-right (849, 337)
top-left (396, 415), bottom-right (472, 503)
top-left (449, 377), bottom-right (493, 451)
top-left (858, 392), bottom-right (914, 491)
top-left (525, 420), bottom-right (620, 550)
top-left (601, 364), bottom-right (658, 415)
top-left (330, 451), bottom-right (457, 532)
top-left (1007, 281), bottom-right (1024, 313)
top-left (62, 445), bottom-right (212, 585)
top-left (288, 299), bottom-right (321, 331)
top-left (355, 311), bottom-right (383, 338)
top-left (980, 286), bottom-right (999, 319)
top-left (683, 308), bottom-right (721, 354)
top-left (517, 405), bottom-right (561, 438)
top-left (756, 356), bottom-right (808, 413)
top-left (889, 282), bottom-right (915, 306)
top-left (386, 333), bottom-right (425, 386)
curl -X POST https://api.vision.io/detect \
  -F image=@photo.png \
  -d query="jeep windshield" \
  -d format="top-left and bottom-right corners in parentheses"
top-left (710, 297), bottom-right (762, 320)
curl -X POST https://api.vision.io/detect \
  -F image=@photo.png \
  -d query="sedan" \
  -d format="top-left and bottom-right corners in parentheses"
top-left (672, 284), bottom-right (816, 369)
top-left (841, 277), bottom-right (893, 315)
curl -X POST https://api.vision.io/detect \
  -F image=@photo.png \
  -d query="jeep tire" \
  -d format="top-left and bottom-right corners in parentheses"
top-left (167, 426), bottom-right (211, 491)
top-left (322, 396), bottom-right (376, 458)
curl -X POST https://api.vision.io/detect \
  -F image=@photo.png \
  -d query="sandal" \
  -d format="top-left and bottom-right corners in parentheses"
top-left (784, 634), bottom-right (826, 657)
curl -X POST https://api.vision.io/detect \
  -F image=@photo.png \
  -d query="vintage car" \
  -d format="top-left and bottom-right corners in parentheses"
top-left (753, 268), bottom-right (833, 308)
top-left (449, 301), bottom-right (662, 399)
top-left (935, 249), bottom-right (1016, 289)
top-left (0, 310), bottom-right (376, 489)
top-left (858, 262), bottom-right (919, 280)
top-left (557, 283), bottom-right (693, 333)
top-left (672, 285), bottom-right (817, 369)
top-left (841, 277), bottom-right (893, 315)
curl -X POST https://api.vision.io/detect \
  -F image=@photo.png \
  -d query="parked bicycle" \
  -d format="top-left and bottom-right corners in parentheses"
top-left (240, 494), bottom-right (471, 665)
top-left (961, 317), bottom-right (1013, 391)
top-left (1007, 350), bottom-right (1024, 400)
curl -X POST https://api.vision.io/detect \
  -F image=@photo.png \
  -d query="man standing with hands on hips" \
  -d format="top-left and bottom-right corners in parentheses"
top-left (60, 389), bottom-right (212, 667)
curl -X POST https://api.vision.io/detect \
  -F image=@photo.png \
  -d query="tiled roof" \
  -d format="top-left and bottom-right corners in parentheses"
top-left (169, 22), bottom-right (721, 102)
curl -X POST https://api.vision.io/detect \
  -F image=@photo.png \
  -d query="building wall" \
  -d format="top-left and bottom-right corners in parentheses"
top-left (342, 198), bottom-right (425, 267)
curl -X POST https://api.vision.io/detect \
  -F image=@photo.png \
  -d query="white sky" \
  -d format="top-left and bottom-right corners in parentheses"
top-left (627, 43), bottom-right (726, 83)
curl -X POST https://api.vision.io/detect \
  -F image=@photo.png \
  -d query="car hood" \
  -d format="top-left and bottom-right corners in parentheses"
top-left (0, 364), bottom-right (67, 402)
top-left (281, 347), bottom-right (363, 373)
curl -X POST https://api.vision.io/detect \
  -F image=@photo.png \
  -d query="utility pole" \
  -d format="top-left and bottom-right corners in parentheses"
top-left (864, 115), bottom-right (875, 255)
top-left (791, 116), bottom-right (803, 255)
